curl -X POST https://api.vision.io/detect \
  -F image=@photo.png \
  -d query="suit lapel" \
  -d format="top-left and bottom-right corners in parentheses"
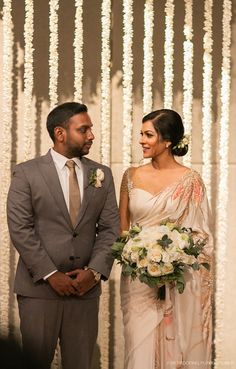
top-left (37, 152), bottom-right (96, 230)
top-left (37, 151), bottom-right (73, 229)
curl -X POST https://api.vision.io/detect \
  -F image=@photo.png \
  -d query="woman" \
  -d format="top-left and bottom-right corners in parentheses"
top-left (119, 109), bottom-right (213, 369)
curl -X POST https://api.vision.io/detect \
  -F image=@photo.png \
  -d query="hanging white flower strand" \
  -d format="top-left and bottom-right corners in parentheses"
top-left (0, 0), bottom-right (13, 336)
top-left (182, 0), bottom-right (193, 167)
top-left (164, 0), bottom-right (174, 109)
top-left (23, 0), bottom-right (34, 161)
top-left (143, 0), bottom-right (154, 115)
top-left (215, 1), bottom-right (232, 368)
top-left (100, 0), bottom-right (111, 167)
top-left (74, 0), bottom-right (83, 102)
top-left (49, 0), bottom-right (59, 109)
top-left (202, 0), bottom-right (213, 202)
top-left (123, 0), bottom-right (134, 170)
top-left (98, 284), bottom-right (110, 369)
top-left (98, 4), bottom-right (112, 368)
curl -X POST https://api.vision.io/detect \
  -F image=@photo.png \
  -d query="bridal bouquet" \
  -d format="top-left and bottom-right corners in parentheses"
top-left (112, 222), bottom-right (209, 299)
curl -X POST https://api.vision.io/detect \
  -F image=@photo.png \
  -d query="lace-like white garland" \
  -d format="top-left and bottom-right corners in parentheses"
top-left (0, 0), bottom-right (13, 335)
top-left (99, 4), bottom-right (112, 367)
top-left (182, 0), bottom-right (193, 167)
top-left (143, 0), bottom-right (154, 115)
top-left (99, 283), bottom-right (110, 369)
top-left (100, 0), bottom-right (111, 167)
top-left (123, 0), bottom-right (134, 170)
top-left (202, 0), bottom-right (213, 202)
top-left (164, 0), bottom-right (174, 109)
top-left (74, 0), bottom-right (83, 102)
top-left (215, 0), bottom-right (232, 367)
top-left (49, 0), bottom-right (59, 109)
top-left (23, 0), bottom-right (34, 161)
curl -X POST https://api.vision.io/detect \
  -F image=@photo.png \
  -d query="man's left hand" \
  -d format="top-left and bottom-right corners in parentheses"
top-left (66, 269), bottom-right (97, 296)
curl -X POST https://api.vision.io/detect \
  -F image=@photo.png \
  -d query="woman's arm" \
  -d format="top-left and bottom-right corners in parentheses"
top-left (119, 170), bottom-right (130, 232)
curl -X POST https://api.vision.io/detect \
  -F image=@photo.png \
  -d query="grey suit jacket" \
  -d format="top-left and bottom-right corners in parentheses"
top-left (7, 151), bottom-right (120, 299)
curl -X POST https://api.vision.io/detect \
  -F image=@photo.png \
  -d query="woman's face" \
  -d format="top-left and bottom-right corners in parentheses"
top-left (139, 120), bottom-right (169, 159)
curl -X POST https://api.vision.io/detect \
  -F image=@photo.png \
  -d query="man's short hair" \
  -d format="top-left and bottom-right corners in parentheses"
top-left (46, 102), bottom-right (88, 142)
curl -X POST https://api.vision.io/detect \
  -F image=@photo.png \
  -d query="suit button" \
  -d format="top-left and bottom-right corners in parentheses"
top-left (73, 233), bottom-right (78, 238)
top-left (69, 256), bottom-right (75, 261)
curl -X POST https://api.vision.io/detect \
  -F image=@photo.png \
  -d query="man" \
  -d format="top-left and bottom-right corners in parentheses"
top-left (7, 102), bottom-right (120, 369)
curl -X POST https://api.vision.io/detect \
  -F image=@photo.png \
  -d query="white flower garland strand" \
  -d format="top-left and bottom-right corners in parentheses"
top-left (164, 0), bottom-right (174, 109)
top-left (49, 0), bottom-right (59, 109)
top-left (99, 4), bottom-right (112, 368)
top-left (182, 0), bottom-right (193, 167)
top-left (143, 0), bottom-right (154, 115)
top-left (215, 0), bottom-right (232, 367)
top-left (99, 283), bottom-right (110, 369)
top-left (123, 0), bottom-right (134, 170)
top-left (74, 0), bottom-right (83, 102)
top-left (202, 0), bottom-right (213, 202)
top-left (101, 0), bottom-right (111, 167)
top-left (23, 0), bottom-right (34, 161)
top-left (0, 0), bottom-right (13, 336)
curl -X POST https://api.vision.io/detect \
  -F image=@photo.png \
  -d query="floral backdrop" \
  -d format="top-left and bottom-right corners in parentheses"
top-left (0, 1), bottom-right (236, 368)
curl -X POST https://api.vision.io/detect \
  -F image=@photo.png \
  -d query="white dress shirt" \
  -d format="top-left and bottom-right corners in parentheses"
top-left (50, 148), bottom-right (84, 207)
top-left (44, 148), bottom-right (84, 280)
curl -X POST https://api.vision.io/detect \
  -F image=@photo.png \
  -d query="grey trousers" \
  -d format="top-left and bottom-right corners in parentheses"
top-left (17, 295), bottom-right (99, 369)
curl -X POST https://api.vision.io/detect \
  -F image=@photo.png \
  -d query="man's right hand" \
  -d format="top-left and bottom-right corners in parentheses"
top-left (47, 271), bottom-right (79, 296)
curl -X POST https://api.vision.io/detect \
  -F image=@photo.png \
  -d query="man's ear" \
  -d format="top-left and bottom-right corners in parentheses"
top-left (54, 126), bottom-right (65, 142)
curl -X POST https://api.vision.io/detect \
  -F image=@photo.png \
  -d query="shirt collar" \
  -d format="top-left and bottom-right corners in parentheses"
top-left (50, 148), bottom-right (82, 170)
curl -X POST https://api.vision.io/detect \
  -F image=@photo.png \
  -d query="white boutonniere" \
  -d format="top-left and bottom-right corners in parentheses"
top-left (89, 168), bottom-right (105, 188)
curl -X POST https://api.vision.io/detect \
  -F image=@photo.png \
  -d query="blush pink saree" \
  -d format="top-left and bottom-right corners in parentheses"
top-left (120, 169), bottom-right (213, 369)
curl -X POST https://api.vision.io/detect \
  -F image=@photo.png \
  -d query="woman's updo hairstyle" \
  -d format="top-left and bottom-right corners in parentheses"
top-left (142, 109), bottom-right (188, 157)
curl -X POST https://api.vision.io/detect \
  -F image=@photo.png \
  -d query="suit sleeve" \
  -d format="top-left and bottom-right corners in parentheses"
top-left (87, 168), bottom-right (120, 280)
top-left (7, 164), bottom-right (57, 283)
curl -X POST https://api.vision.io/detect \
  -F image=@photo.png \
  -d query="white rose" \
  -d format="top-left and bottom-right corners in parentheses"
top-left (158, 225), bottom-right (170, 235)
top-left (161, 251), bottom-right (171, 263)
top-left (130, 251), bottom-right (139, 263)
top-left (137, 257), bottom-right (148, 268)
top-left (167, 245), bottom-right (182, 262)
top-left (96, 168), bottom-right (104, 181)
top-left (95, 179), bottom-right (102, 188)
top-left (147, 262), bottom-right (162, 276)
top-left (147, 245), bottom-right (162, 262)
top-left (161, 262), bottom-right (174, 275)
top-left (94, 169), bottom-right (104, 188)
top-left (170, 229), bottom-right (187, 250)
top-left (180, 254), bottom-right (196, 265)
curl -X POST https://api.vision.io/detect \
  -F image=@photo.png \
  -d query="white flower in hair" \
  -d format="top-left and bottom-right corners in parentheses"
top-left (172, 134), bottom-right (190, 150)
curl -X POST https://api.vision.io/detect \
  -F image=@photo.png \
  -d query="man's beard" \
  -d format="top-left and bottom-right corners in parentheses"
top-left (66, 143), bottom-right (92, 158)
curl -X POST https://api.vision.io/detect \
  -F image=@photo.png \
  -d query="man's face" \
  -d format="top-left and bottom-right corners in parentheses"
top-left (60, 112), bottom-right (95, 158)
